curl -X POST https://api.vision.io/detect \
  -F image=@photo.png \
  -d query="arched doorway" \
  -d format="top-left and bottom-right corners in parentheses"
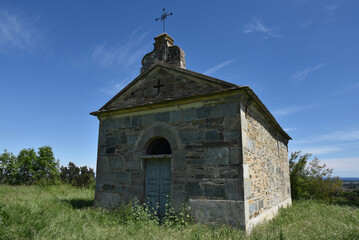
top-left (145, 137), bottom-right (172, 216)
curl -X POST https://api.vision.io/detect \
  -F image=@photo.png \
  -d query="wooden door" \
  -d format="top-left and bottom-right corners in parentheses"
top-left (145, 158), bottom-right (171, 216)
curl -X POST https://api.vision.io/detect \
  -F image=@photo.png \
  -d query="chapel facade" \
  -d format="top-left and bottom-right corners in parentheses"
top-left (91, 33), bottom-right (292, 231)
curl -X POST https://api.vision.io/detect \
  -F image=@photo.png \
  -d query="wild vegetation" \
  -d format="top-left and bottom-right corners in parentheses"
top-left (289, 151), bottom-right (343, 200)
top-left (1, 149), bottom-right (358, 239)
top-left (0, 185), bottom-right (358, 240)
top-left (0, 147), bottom-right (94, 187)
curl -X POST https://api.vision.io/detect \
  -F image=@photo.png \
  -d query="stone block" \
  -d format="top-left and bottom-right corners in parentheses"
top-left (212, 102), bottom-right (239, 118)
top-left (132, 115), bottom-right (142, 127)
top-left (101, 118), bottom-right (122, 130)
top-left (224, 116), bottom-right (241, 131)
top-left (106, 136), bottom-right (120, 146)
top-left (170, 110), bottom-right (182, 122)
top-left (119, 132), bottom-right (127, 144)
top-left (106, 147), bottom-right (115, 154)
top-left (102, 184), bottom-right (115, 191)
top-left (142, 113), bottom-right (155, 126)
top-left (189, 199), bottom-right (245, 226)
top-left (205, 147), bottom-right (229, 165)
top-left (117, 172), bottom-right (131, 184)
top-left (205, 130), bottom-right (219, 142)
top-left (243, 164), bottom-right (249, 179)
top-left (224, 131), bottom-right (240, 143)
top-left (229, 147), bottom-right (240, 165)
top-left (204, 183), bottom-right (225, 198)
top-left (123, 117), bottom-right (131, 127)
top-left (249, 202), bottom-right (258, 215)
top-left (244, 179), bottom-right (252, 198)
top-left (186, 182), bottom-right (203, 196)
top-left (127, 135), bottom-right (138, 145)
top-left (190, 158), bottom-right (205, 166)
top-left (196, 106), bottom-right (212, 119)
top-left (180, 130), bottom-right (204, 143)
top-left (155, 112), bottom-right (170, 122)
top-left (182, 108), bottom-right (196, 121)
top-left (108, 156), bottom-right (124, 171)
top-left (225, 179), bottom-right (243, 200)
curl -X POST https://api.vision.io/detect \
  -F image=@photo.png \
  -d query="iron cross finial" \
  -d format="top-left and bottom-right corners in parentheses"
top-left (155, 8), bottom-right (173, 33)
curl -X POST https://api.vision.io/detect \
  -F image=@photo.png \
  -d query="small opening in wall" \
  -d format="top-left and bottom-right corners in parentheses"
top-left (146, 137), bottom-right (172, 155)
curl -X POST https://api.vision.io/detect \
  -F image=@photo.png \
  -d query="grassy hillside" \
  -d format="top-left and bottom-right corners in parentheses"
top-left (0, 185), bottom-right (358, 240)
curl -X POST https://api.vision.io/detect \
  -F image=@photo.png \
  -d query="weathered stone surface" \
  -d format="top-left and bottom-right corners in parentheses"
top-left (142, 114), bottom-right (154, 126)
top-left (204, 183), bottom-right (225, 198)
top-left (229, 147), bottom-right (240, 165)
top-left (205, 147), bottom-right (229, 165)
top-left (127, 136), bottom-right (138, 145)
top-left (117, 172), bottom-right (131, 184)
top-left (155, 112), bottom-right (170, 122)
top-left (186, 182), bottom-right (203, 196)
top-left (182, 108), bottom-right (196, 121)
top-left (102, 184), bottom-right (115, 191)
top-left (123, 117), bottom-right (131, 127)
top-left (180, 130), bottom-right (204, 143)
top-left (225, 179), bottom-right (243, 200)
top-left (132, 115), bottom-right (142, 127)
top-left (170, 110), bottom-right (182, 122)
top-left (224, 116), bottom-right (241, 131)
top-left (205, 130), bottom-right (219, 142)
top-left (212, 102), bottom-right (238, 118)
top-left (189, 199), bottom-right (245, 226)
top-left (196, 106), bottom-right (212, 119)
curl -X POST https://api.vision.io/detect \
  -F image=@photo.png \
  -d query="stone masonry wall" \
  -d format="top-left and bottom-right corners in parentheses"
top-left (95, 94), bottom-right (244, 212)
top-left (240, 101), bottom-right (291, 223)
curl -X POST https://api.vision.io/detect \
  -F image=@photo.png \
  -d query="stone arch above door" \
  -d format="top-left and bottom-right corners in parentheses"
top-left (135, 122), bottom-right (182, 155)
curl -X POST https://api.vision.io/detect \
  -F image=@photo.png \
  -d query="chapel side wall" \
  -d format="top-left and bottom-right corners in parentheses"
top-left (240, 101), bottom-right (291, 230)
top-left (94, 94), bottom-right (245, 227)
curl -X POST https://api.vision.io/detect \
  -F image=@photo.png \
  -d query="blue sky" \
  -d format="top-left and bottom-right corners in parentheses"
top-left (0, 1), bottom-right (358, 177)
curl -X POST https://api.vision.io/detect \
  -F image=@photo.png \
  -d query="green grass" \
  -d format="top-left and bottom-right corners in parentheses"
top-left (0, 185), bottom-right (358, 240)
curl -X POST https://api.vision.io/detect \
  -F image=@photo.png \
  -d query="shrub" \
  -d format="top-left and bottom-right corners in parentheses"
top-left (289, 151), bottom-right (343, 200)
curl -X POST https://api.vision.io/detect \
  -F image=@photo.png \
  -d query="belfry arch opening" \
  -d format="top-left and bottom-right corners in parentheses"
top-left (146, 137), bottom-right (172, 155)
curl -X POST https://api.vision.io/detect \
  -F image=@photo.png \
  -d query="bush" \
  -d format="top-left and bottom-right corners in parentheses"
top-left (60, 162), bottom-right (95, 187)
top-left (0, 146), bottom-right (60, 185)
top-left (289, 151), bottom-right (343, 200)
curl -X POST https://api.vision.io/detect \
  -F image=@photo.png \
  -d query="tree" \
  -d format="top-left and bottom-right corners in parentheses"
top-left (60, 162), bottom-right (95, 187)
top-left (289, 151), bottom-right (343, 200)
top-left (0, 149), bottom-right (17, 184)
top-left (0, 146), bottom-right (60, 185)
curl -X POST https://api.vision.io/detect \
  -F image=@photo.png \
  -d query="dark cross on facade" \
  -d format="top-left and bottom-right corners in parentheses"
top-left (153, 79), bottom-right (164, 94)
top-left (155, 8), bottom-right (173, 33)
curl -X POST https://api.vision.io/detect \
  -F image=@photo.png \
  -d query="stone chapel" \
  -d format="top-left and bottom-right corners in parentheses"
top-left (91, 33), bottom-right (292, 231)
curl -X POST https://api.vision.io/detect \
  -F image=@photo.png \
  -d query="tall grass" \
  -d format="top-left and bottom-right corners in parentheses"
top-left (0, 185), bottom-right (358, 240)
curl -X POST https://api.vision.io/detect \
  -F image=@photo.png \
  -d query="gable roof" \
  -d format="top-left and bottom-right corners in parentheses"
top-left (90, 63), bottom-right (291, 141)
top-left (97, 63), bottom-right (239, 112)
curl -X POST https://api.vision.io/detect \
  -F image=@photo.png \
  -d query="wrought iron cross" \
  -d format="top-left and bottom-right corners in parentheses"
top-left (153, 79), bottom-right (164, 94)
top-left (155, 8), bottom-right (173, 33)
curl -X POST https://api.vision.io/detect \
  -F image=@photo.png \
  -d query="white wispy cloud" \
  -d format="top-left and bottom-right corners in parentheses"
top-left (291, 63), bottom-right (327, 82)
top-left (297, 130), bottom-right (359, 144)
top-left (283, 128), bottom-right (298, 132)
top-left (321, 157), bottom-right (359, 176)
top-left (203, 59), bottom-right (235, 75)
top-left (273, 104), bottom-right (319, 116)
top-left (100, 72), bottom-right (138, 95)
top-left (300, 146), bottom-right (341, 155)
top-left (243, 18), bottom-right (280, 39)
top-left (0, 10), bottom-right (42, 53)
top-left (92, 30), bottom-right (150, 70)
top-left (324, 5), bottom-right (337, 14)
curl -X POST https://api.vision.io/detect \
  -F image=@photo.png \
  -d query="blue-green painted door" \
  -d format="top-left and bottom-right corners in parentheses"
top-left (145, 158), bottom-right (171, 216)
